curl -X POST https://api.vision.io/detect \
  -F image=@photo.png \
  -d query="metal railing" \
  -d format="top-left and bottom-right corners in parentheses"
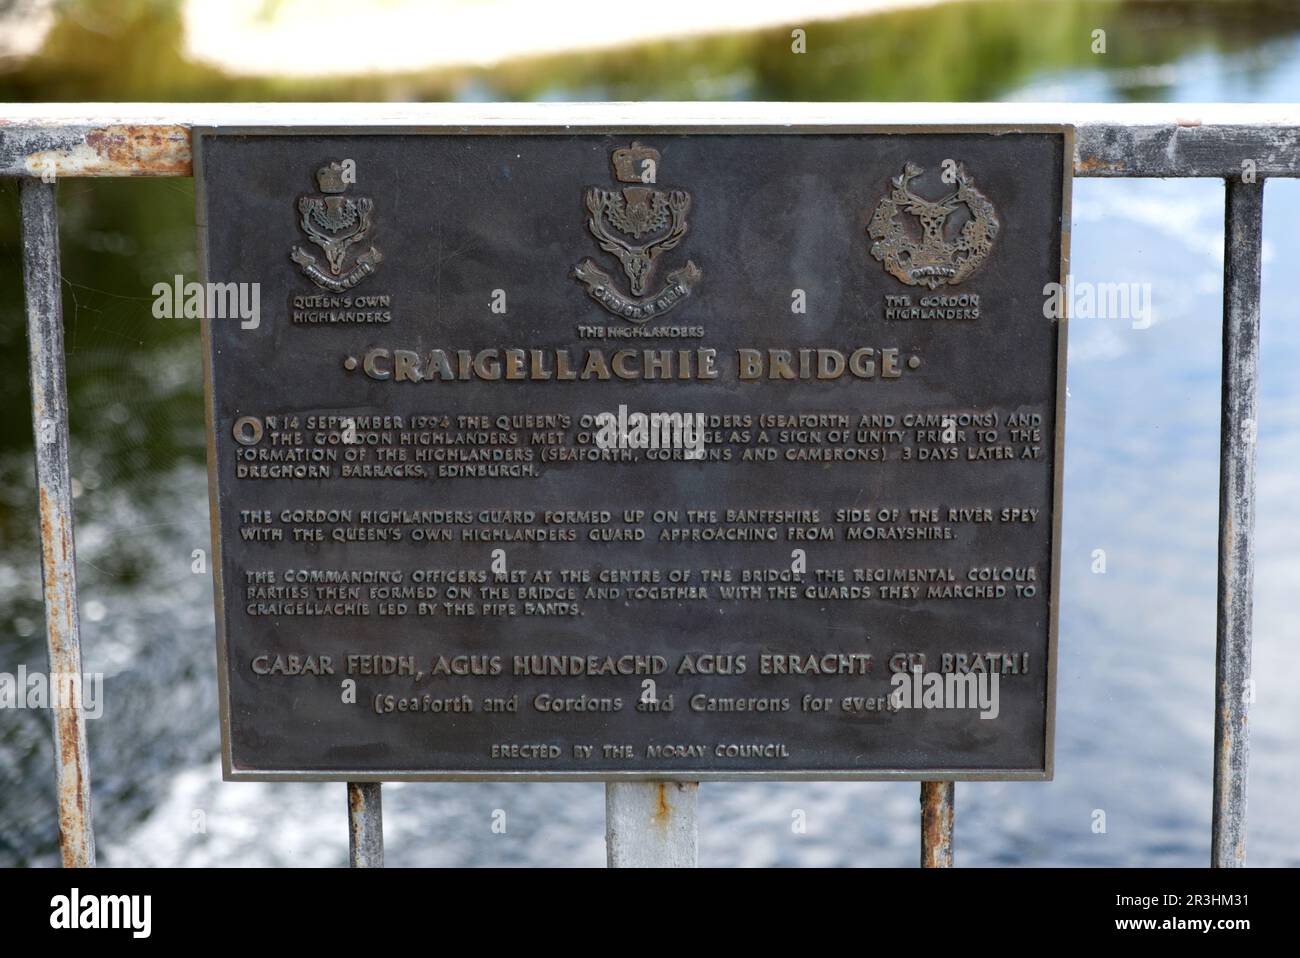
top-left (4, 103), bottom-right (1291, 869)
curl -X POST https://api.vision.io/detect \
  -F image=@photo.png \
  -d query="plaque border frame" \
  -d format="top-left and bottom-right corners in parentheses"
top-left (195, 121), bottom-right (1072, 783)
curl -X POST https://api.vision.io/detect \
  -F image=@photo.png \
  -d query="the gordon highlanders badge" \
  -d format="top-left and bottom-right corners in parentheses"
top-left (291, 161), bottom-right (383, 291)
top-left (572, 142), bottom-right (702, 322)
top-left (868, 162), bottom-right (999, 289)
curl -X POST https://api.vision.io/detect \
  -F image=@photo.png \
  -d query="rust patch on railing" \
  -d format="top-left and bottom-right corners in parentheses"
top-left (920, 781), bottom-right (954, 868)
top-left (38, 484), bottom-right (94, 867)
top-left (56, 709), bottom-right (90, 867)
top-left (1075, 154), bottom-right (1119, 174)
top-left (348, 782), bottom-right (369, 816)
top-left (23, 124), bottom-right (191, 177)
top-left (653, 782), bottom-right (671, 825)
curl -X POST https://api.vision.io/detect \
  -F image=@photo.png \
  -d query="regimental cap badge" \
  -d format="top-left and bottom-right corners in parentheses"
top-left (572, 141), bottom-right (702, 323)
top-left (291, 160), bottom-right (382, 292)
top-left (867, 161), bottom-right (999, 289)
top-left (611, 142), bottom-right (660, 183)
top-left (315, 161), bottom-right (350, 194)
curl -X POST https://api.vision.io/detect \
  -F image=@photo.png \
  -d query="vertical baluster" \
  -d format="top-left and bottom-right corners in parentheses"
top-left (606, 781), bottom-right (698, 867)
top-left (1212, 178), bottom-right (1263, 867)
top-left (347, 782), bottom-right (384, 867)
top-left (920, 781), bottom-right (954, 868)
top-left (21, 178), bottom-right (96, 868)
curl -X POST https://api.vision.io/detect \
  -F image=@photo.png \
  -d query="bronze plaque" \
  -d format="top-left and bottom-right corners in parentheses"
top-left (195, 124), bottom-right (1070, 781)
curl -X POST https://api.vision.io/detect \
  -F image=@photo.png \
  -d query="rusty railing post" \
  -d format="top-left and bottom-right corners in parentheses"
top-left (1212, 177), bottom-right (1263, 867)
top-left (347, 782), bottom-right (384, 867)
top-left (20, 177), bottom-right (96, 868)
top-left (920, 781), bottom-right (954, 868)
top-left (606, 781), bottom-right (698, 867)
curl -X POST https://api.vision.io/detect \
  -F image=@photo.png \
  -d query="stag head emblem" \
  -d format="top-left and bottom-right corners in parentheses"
top-left (572, 142), bottom-right (702, 322)
top-left (868, 162), bottom-right (999, 289)
top-left (584, 184), bottom-right (690, 296)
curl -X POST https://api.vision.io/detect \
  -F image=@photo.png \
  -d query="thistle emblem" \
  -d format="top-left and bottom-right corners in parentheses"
top-left (572, 142), bottom-right (702, 322)
top-left (290, 161), bottom-right (382, 291)
top-left (868, 162), bottom-right (998, 289)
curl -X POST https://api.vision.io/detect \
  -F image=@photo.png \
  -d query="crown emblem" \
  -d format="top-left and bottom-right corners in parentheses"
top-left (315, 162), bottom-right (349, 194)
top-left (290, 161), bottom-right (382, 291)
top-left (611, 142), bottom-right (660, 183)
top-left (572, 142), bottom-right (701, 322)
top-left (867, 162), bottom-right (999, 289)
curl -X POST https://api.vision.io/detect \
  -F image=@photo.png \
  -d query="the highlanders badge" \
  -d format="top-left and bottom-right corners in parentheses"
top-left (291, 161), bottom-right (382, 291)
top-left (868, 162), bottom-right (998, 289)
top-left (572, 142), bottom-right (702, 321)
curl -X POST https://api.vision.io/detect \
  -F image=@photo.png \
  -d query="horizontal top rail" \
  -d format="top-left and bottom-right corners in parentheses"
top-left (1, 102), bottom-right (1299, 179)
